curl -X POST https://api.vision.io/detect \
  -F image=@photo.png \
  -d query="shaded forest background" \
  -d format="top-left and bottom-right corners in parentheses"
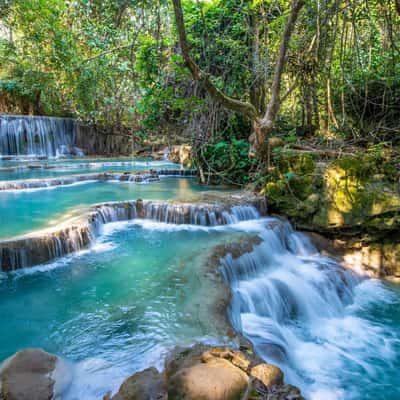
top-left (0, 0), bottom-right (399, 183)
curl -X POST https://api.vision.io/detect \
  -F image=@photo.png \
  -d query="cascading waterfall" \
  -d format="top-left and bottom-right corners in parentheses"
top-left (0, 202), bottom-right (261, 271)
top-left (0, 115), bottom-right (80, 157)
top-left (220, 219), bottom-right (398, 399)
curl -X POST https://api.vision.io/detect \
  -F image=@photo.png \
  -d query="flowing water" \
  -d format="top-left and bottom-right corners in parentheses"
top-left (0, 222), bottom-right (245, 398)
top-left (0, 115), bottom-right (77, 157)
top-left (0, 154), bottom-right (399, 399)
top-left (0, 159), bottom-right (179, 180)
top-left (0, 178), bottom-right (229, 239)
top-left (220, 221), bottom-right (400, 400)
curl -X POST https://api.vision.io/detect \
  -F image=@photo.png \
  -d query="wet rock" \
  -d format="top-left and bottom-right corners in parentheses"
top-left (0, 349), bottom-right (59, 400)
top-left (110, 367), bottom-right (167, 400)
top-left (264, 384), bottom-right (304, 400)
top-left (250, 364), bottom-right (284, 389)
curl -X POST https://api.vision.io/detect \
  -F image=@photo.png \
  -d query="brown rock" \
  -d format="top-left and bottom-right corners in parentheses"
top-left (0, 349), bottom-right (57, 400)
top-left (165, 345), bottom-right (207, 379)
top-left (250, 363), bottom-right (284, 389)
top-left (266, 384), bottom-right (304, 400)
top-left (168, 357), bottom-right (249, 400)
top-left (111, 367), bottom-right (167, 400)
top-left (231, 351), bottom-right (250, 372)
top-left (200, 348), bottom-right (250, 371)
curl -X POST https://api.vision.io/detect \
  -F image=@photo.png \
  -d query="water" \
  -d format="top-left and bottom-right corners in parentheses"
top-left (0, 159), bottom-right (178, 180)
top-left (220, 221), bottom-right (400, 400)
top-left (0, 178), bottom-right (231, 239)
top-left (0, 115), bottom-right (77, 157)
top-left (0, 156), bottom-right (399, 399)
top-left (0, 223), bottom-right (243, 399)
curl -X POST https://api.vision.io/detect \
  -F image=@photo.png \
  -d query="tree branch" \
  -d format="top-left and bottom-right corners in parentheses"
top-left (171, 0), bottom-right (259, 121)
top-left (260, 0), bottom-right (306, 130)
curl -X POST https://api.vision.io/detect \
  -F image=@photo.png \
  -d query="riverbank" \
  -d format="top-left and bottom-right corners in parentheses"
top-left (261, 148), bottom-right (400, 279)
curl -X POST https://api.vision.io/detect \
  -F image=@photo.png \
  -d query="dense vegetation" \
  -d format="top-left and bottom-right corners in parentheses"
top-left (0, 0), bottom-right (399, 184)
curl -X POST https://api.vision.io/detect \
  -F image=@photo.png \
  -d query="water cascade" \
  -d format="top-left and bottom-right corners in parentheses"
top-left (0, 172), bottom-right (161, 191)
top-left (220, 219), bottom-right (398, 399)
top-left (0, 202), bottom-right (261, 271)
top-left (0, 115), bottom-right (79, 157)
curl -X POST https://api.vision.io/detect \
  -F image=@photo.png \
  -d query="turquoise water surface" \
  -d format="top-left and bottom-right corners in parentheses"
top-left (0, 159), bottom-right (178, 180)
top-left (0, 157), bottom-right (399, 400)
top-left (0, 223), bottom-right (241, 399)
top-left (0, 178), bottom-right (231, 239)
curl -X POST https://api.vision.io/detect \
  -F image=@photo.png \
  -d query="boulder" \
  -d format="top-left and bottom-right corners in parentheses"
top-left (111, 345), bottom-right (303, 400)
top-left (167, 346), bottom-right (249, 400)
top-left (250, 363), bottom-right (284, 388)
top-left (110, 367), bottom-right (167, 400)
top-left (168, 357), bottom-right (249, 400)
top-left (0, 349), bottom-right (59, 400)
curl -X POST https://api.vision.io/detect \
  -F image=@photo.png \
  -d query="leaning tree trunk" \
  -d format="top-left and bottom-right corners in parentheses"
top-left (171, 0), bottom-right (305, 165)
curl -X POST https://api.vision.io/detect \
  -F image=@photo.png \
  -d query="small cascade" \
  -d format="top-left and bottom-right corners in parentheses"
top-left (0, 115), bottom-right (79, 157)
top-left (94, 201), bottom-right (259, 227)
top-left (219, 220), bottom-right (372, 396)
top-left (0, 224), bottom-right (93, 271)
top-left (0, 201), bottom-right (262, 271)
top-left (0, 173), bottom-right (161, 191)
top-left (153, 169), bottom-right (197, 177)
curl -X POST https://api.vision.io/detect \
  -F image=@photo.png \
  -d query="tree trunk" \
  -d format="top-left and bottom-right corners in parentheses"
top-left (171, 0), bottom-right (305, 163)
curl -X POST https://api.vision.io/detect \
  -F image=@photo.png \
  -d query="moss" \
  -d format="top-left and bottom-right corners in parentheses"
top-left (262, 151), bottom-right (400, 233)
top-left (275, 150), bottom-right (316, 176)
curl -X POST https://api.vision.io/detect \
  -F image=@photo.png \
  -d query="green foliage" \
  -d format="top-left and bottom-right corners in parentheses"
top-left (200, 138), bottom-right (256, 184)
top-left (273, 150), bottom-right (316, 176)
top-left (0, 0), bottom-right (399, 189)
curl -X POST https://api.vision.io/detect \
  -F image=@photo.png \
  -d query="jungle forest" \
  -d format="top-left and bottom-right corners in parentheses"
top-left (0, 1), bottom-right (399, 399)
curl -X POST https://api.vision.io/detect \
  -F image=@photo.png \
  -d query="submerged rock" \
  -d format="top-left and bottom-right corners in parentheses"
top-left (0, 348), bottom-right (69, 400)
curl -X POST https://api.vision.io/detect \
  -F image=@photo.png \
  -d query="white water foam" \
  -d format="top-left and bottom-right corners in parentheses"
top-left (0, 180), bottom-right (98, 193)
top-left (220, 225), bottom-right (399, 400)
top-left (9, 240), bottom-right (116, 277)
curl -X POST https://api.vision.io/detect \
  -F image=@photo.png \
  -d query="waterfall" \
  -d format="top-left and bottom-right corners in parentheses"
top-left (219, 219), bottom-right (398, 398)
top-left (0, 202), bottom-right (262, 271)
top-left (0, 115), bottom-right (80, 157)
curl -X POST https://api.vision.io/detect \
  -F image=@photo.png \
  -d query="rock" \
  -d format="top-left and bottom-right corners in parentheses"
top-left (168, 357), bottom-right (249, 400)
top-left (250, 363), bottom-right (284, 388)
top-left (114, 345), bottom-right (303, 400)
top-left (165, 345), bottom-right (206, 380)
top-left (268, 137), bottom-right (284, 148)
top-left (263, 384), bottom-right (305, 400)
top-left (231, 351), bottom-right (251, 372)
top-left (111, 367), bottom-right (167, 400)
top-left (0, 349), bottom-right (58, 400)
top-left (200, 347), bottom-right (251, 372)
top-left (168, 145), bottom-right (192, 167)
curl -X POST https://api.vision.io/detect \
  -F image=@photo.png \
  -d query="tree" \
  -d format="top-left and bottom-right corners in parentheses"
top-left (171, 0), bottom-right (305, 163)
